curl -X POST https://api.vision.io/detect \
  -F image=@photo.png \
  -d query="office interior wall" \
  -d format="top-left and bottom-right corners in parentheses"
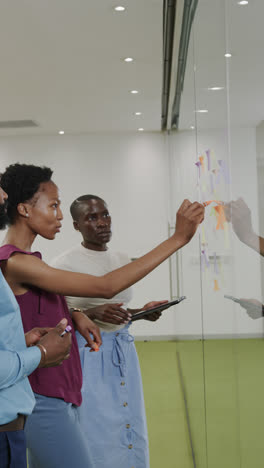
top-left (0, 132), bottom-right (175, 337)
top-left (0, 124), bottom-right (261, 339)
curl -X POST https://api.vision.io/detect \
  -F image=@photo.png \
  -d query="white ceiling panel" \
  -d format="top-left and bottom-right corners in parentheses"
top-left (0, 0), bottom-right (163, 134)
top-left (179, 0), bottom-right (264, 130)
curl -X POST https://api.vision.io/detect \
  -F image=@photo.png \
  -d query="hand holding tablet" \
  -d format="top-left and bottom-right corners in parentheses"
top-left (131, 296), bottom-right (186, 322)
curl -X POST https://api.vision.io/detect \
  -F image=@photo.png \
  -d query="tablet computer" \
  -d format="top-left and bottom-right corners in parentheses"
top-left (131, 296), bottom-right (186, 322)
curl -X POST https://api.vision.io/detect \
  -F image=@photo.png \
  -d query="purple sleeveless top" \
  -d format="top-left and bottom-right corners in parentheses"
top-left (0, 245), bottom-right (82, 406)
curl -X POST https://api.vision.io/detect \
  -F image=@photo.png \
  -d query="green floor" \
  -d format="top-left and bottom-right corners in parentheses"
top-left (135, 339), bottom-right (264, 468)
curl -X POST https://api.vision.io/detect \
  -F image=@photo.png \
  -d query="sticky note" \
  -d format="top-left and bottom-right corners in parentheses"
top-left (214, 205), bottom-right (226, 230)
top-left (199, 156), bottom-right (205, 172)
top-left (214, 279), bottom-right (220, 291)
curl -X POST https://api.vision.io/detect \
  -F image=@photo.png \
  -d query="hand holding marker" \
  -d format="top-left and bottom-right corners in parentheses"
top-left (60, 324), bottom-right (99, 351)
top-left (60, 325), bottom-right (72, 337)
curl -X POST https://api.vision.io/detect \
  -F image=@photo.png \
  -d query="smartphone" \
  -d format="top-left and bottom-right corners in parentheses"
top-left (131, 296), bottom-right (186, 322)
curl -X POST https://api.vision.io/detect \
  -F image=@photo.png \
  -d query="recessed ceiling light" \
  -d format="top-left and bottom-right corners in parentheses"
top-left (59, 130), bottom-right (65, 135)
top-left (208, 86), bottom-right (224, 91)
top-left (190, 126), bottom-right (195, 130)
top-left (138, 128), bottom-right (144, 132)
top-left (237, 1), bottom-right (248, 5)
top-left (130, 90), bottom-right (139, 94)
top-left (134, 112), bottom-right (142, 116)
top-left (225, 53), bottom-right (232, 58)
top-left (114, 6), bottom-right (126, 11)
top-left (195, 109), bottom-right (208, 113)
top-left (124, 57), bottom-right (134, 62)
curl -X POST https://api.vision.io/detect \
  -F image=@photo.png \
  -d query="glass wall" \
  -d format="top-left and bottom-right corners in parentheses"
top-left (167, 0), bottom-right (264, 466)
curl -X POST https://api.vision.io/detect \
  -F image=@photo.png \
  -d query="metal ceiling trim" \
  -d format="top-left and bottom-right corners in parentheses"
top-left (170, 0), bottom-right (198, 130)
top-left (161, 0), bottom-right (177, 131)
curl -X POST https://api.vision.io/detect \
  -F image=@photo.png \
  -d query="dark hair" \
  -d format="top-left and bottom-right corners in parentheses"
top-left (0, 163), bottom-right (53, 229)
top-left (70, 194), bottom-right (105, 221)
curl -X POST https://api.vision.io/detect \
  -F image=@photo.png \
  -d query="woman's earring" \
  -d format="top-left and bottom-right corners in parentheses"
top-left (26, 213), bottom-right (29, 218)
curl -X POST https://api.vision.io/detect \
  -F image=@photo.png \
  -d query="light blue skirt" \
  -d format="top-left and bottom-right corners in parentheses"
top-left (76, 324), bottom-right (149, 468)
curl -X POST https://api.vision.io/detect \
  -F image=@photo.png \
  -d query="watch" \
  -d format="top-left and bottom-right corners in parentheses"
top-left (69, 307), bottom-right (83, 316)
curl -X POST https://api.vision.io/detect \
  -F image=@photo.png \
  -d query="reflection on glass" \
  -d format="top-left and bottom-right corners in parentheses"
top-left (162, 0), bottom-right (264, 460)
top-left (167, 0), bottom-right (264, 466)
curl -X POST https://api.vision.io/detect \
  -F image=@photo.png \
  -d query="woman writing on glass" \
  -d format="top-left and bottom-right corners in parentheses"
top-left (0, 163), bottom-right (204, 468)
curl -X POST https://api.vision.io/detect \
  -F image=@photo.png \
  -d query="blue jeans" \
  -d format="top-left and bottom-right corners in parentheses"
top-left (0, 430), bottom-right (27, 468)
top-left (25, 394), bottom-right (94, 468)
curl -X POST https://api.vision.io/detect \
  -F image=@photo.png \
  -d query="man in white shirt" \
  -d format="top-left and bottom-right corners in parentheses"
top-left (52, 194), bottom-right (167, 468)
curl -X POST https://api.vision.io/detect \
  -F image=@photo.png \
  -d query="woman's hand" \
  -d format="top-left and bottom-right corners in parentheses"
top-left (174, 200), bottom-right (205, 246)
top-left (142, 300), bottom-right (168, 322)
top-left (84, 303), bottom-right (131, 325)
top-left (37, 319), bottom-right (72, 367)
top-left (72, 311), bottom-right (102, 351)
top-left (25, 327), bottom-right (53, 347)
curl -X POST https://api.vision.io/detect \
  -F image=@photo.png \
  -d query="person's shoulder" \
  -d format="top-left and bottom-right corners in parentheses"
top-left (0, 244), bottom-right (41, 261)
top-left (51, 244), bottom-right (82, 269)
top-left (0, 244), bottom-right (15, 261)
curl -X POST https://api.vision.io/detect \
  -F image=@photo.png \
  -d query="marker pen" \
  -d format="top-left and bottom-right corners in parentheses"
top-left (60, 325), bottom-right (72, 337)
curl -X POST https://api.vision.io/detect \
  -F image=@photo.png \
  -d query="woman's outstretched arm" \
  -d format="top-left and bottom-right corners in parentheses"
top-left (3, 200), bottom-right (204, 298)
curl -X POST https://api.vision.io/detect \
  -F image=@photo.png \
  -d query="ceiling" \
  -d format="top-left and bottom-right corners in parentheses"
top-left (179, 0), bottom-right (264, 131)
top-left (1, 0), bottom-right (262, 136)
top-left (0, 0), bottom-right (164, 135)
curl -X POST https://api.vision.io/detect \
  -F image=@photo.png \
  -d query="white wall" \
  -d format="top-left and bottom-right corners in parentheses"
top-left (0, 132), bottom-right (176, 338)
top-left (0, 129), bottom-right (262, 339)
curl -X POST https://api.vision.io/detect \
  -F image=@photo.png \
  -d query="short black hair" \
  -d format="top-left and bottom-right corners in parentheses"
top-left (0, 163), bottom-right (53, 229)
top-left (70, 194), bottom-right (105, 221)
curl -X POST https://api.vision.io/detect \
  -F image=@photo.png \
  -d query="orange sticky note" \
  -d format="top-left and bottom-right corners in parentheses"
top-left (199, 156), bottom-right (205, 171)
top-left (214, 205), bottom-right (226, 230)
top-left (214, 279), bottom-right (220, 291)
